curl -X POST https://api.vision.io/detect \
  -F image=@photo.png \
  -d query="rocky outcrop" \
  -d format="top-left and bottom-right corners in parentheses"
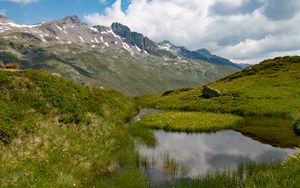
top-left (0, 15), bottom-right (10, 23)
top-left (62, 15), bottom-right (82, 25)
top-left (202, 86), bottom-right (221, 98)
top-left (111, 22), bottom-right (157, 52)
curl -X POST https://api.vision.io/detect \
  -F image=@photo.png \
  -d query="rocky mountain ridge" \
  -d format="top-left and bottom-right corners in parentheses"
top-left (157, 40), bottom-right (240, 68)
top-left (0, 15), bottom-right (239, 95)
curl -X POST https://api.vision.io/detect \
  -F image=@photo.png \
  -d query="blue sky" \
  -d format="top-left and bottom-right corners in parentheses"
top-left (0, 0), bottom-right (131, 24)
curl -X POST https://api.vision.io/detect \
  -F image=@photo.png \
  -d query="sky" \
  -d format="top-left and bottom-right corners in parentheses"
top-left (0, 0), bottom-right (300, 64)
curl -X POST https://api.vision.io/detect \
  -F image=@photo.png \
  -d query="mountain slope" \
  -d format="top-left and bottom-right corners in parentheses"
top-left (0, 16), bottom-right (239, 95)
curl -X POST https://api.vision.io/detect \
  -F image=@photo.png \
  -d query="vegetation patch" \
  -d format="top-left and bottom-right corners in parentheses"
top-left (134, 111), bottom-right (243, 132)
top-left (0, 70), bottom-right (149, 187)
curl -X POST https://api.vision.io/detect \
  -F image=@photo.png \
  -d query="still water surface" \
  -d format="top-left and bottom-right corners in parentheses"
top-left (137, 130), bottom-right (295, 183)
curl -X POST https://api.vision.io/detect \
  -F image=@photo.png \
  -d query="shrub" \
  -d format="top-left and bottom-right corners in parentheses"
top-left (293, 120), bottom-right (300, 135)
top-left (5, 63), bottom-right (19, 69)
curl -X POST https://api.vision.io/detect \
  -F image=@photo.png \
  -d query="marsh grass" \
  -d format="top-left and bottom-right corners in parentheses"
top-left (159, 160), bottom-right (300, 188)
top-left (134, 111), bottom-right (243, 132)
top-left (129, 123), bottom-right (157, 146)
top-left (162, 154), bottom-right (189, 177)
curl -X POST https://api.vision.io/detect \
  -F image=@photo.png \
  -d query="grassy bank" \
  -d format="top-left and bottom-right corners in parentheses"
top-left (0, 70), bottom-right (149, 187)
top-left (235, 116), bottom-right (300, 148)
top-left (133, 111), bottom-right (243, 132)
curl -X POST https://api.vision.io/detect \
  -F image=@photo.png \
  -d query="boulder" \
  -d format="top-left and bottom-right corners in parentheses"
top-left (202, 86), bottom-right (221, 98)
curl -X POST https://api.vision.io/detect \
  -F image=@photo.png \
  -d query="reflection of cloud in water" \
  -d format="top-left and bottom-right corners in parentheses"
top-left (255, 149), bottom-right (291, 162)
top-left (205, 153), bottom-right (251, 171)
top-left (137, 130), bottom-right (295, 180)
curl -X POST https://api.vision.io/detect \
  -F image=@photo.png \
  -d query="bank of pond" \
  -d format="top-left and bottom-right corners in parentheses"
top-left (130, 109), bottom-right (300, 187)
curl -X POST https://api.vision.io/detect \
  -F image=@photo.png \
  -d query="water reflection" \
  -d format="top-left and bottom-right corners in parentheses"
top-left (137, 130), bottom-right (295, 183)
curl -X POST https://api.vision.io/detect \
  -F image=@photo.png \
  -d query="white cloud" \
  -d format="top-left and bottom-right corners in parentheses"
top-left (0, 0), bottom-right (37, 3)
top-left (85, 0), bottom-right (300, 64)
top-left (0, 9), bottom-right (7, 16)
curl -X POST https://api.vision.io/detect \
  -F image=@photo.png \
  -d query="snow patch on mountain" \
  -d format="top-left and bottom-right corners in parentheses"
top-left (104, 42), bottom-right (109, 47)
top-left (78, 35), bottom-right (85, 42)
top-left (56, 24), bottom-right (63, 31)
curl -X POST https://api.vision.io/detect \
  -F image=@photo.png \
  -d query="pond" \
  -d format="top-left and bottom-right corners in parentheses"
top-left (137, 130), bottom-right (295, 184)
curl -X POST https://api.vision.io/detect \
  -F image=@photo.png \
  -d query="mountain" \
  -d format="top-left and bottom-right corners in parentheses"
top-left (0, 15), bottom-right (239, 95)
top-left (235, 63), bottom-right (252, 69)
top-left (158, 40), bottom-right (240, 68)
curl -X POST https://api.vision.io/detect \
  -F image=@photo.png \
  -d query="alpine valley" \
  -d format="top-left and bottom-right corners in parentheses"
top-left (0, 15), bottom-right (239, 95)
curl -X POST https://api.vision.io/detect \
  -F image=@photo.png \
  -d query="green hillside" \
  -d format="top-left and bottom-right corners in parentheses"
top-left (140, 56), bottom-right (300, 116)
top-left (0, 70), bottom-right (149, 187)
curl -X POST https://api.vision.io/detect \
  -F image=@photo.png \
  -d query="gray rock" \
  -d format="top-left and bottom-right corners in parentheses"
top-left (202, 86), bottom-right (221, 98)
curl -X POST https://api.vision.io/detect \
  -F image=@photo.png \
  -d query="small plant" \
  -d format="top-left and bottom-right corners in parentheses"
top-left (5, 63), bottom-right (19, 69)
